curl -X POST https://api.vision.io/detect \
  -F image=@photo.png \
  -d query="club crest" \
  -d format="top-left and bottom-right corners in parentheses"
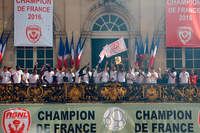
top-left (178, 26), bottom-right (192, 45)
top-left (26, 25), bottom-right (42, 44)
top-left (2, 108), bottom-right (31, 133)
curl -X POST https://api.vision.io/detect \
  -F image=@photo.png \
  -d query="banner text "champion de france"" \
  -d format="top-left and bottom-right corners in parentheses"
top-left (16, 0), bottom-right (52, 5)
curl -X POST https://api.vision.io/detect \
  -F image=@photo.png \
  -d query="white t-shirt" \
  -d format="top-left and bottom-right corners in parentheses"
top-left (145, 72), bottom-right (152, 83)
top-left (1, 71), bottom-right (11, 83)
top-left (168, 71), bottom-right (177, 84)
top-left (118, 72), bottom-right (126, 83)
top-left (101, 71), bottom-right (109, 83)
top-left (135, 72), bottom-right (145, 84)
top-left (179, 72), bottom-right (190, 84)
top-left (55, 72), bottom-right (65, 84)
top-left (110, 71), bottom-right (117, 82)
top-left (12, 70), bottom-right (24, 83)
top-left (43, 71), bottom-right (54, 84)
top-left (23, 72), bottom-right (30, 83)
top-left (126, 72), bottom-right (135, 84)
top-left (93, 71), bottom-right (102, 84)
top-left (83, 73), bottom-right (89, 84)
top-left (151, 72), bottom-right (158, 84)
top-left (29, 74), bottom-right (39, 84)
top-left (66, 73), bottom-right (75, 83)
top-left (75, 71), bottom-right (81, 83)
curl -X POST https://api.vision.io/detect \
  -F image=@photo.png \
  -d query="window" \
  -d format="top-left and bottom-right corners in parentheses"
top-left (166, 47), bottom-right (182, 71)
top-left (185, 48), bottom-right (200, 74)
top-left (92, 14), bottom-right (127, 31)
top-left (16, 47), bottom-right (53, 72)
top-left (37, 47), bottom-right (53, 71)
top-left (16, 47), bottom-right (33, 71)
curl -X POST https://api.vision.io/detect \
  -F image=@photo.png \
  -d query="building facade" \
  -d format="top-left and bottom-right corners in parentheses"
top-left (0, 0), bottom-right (198, 73)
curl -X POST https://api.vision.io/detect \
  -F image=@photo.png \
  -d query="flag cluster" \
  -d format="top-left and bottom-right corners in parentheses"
top-left (57, 34), bottom-right (87, 69)
top-left (134, 34), bottom-right (160, 68)
top-left (0, 32), bottom-right (10, 64)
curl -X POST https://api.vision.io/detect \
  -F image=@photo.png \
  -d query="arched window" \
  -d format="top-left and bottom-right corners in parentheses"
top-left (92, 14), bottom-right (127, 31)
top-left (91, 14), bottom-right (129, 69)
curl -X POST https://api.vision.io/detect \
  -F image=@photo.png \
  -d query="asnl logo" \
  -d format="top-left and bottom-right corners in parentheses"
top-left (2, 108), bottom-right (31, 133)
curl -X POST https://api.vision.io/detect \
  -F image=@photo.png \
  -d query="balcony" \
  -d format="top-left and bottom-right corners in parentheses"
top-left (0, 83), bottom-right (199, 103)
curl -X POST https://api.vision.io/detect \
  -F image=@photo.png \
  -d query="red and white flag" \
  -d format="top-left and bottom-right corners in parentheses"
top-left (98, 38), bottom-right (127, 63)
top-left (105, 37), bottom-right (127, 57)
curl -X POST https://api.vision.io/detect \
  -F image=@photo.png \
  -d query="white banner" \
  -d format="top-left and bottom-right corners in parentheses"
top-left (105, 37), bottom-right (127, 57)
top-left (14, 0), bottom-right (53, 47)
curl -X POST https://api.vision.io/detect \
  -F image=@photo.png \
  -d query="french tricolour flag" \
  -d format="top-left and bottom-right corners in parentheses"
top-left (148, 37), bottom-right (160, 68)
top-left (0, 32), bottom-right (9, 64)
top-left (75, 37), bottom-right (86, 69)
top-left (70, 34), bottom-right (75, 67)
top-left (144, 34), bottom-right (149, 57)
top-left (0, 32), bottom-right (4, 55)
top-left (75, 36), bottom-right (81, 69)
top-left (64, 36), bottom-right (70, 69)
top-left (0, 34), bottom-right (9, 63)
top-left (134, 37), bottom-right (139, 64)
top-left (57, 37), bottom-right (64, 68)
top-left (139, 35), bottom-right (144, 57)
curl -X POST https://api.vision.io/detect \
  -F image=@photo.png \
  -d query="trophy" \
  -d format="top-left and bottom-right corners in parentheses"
top-left (115, 56), bottom-right (121, 65)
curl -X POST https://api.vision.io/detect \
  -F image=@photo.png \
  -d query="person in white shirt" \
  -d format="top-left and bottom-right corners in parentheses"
top-left (29, 70), bottom-right (39, 84)
top-left (55, 67), bottom-right (65, 84)
top-left (82, 67), bottom-right (92, 84)
top-left (145, 70), bottom-right (152, 84)
top-left (126, 68), bottom-right (136, 84)
top-left (23, 68), bottom-right (30, 84)
top-left (8, 66), bottom-right (13, 73)
top-left (75, 69), bottom-right (81, 84)
top-left (12, 65), bottom-right (24, 84)
top-left (101, 62), bottom-right (109, 83)
top-left (135, 69), bottom-right (145, 84)
top-left (179, 68), bottom-right (190, 84)
top-left (101, 69), bottom-right (109, 83)
top-left (168, 68), bottom-right (177, 84)
top-left (66, 69), bottom-right (75, 83)
top-left (1, 66), bottom-right (11, 84)
top-left (157, 67), bottom-right (162, 83)
top-left (118, 66), bottom-right (126, 83)
top-left (93, 68), bottom-right (102, 84)
top-left (42, 67), bottom-right (54, 84)
top-left (150, 68), bottom-right (159, 84)
top-left (110, 66), bottom-right (117, 82)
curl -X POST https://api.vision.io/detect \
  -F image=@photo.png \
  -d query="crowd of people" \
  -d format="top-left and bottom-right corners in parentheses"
top-left (0, 62), bottom-right (199, 85)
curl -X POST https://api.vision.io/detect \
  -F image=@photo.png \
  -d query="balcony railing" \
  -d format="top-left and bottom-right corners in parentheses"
top-left (0, 83), bottom-right (199, 103)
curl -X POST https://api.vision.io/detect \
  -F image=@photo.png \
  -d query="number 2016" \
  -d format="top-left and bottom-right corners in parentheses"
top-left (28, 14), bottom-right (42, 20)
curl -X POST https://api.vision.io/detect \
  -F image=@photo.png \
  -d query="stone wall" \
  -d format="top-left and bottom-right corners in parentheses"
top-left (0, 0), bottom-right (165, 70)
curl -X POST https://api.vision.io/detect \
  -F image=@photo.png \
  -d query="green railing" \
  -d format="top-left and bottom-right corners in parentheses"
top-left (0, 83), bottom-right (199, 103)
